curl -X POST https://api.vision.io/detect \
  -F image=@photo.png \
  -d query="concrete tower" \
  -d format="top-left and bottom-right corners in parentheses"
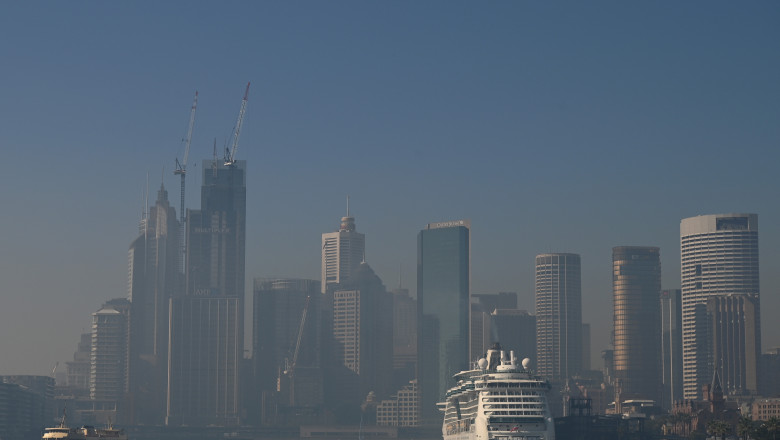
top-left (612, 246), bottom-right (661, 403)
top-left (680, 213), bottom-right (759, 400)
top-left (321, 200), bottom-right (366, 294)
top-left (535, 253), bottom-right (582, 381)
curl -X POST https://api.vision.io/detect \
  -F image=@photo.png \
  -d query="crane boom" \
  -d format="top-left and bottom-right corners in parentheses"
top-left (290, 295), bottom-right (311, 374)
top-left (173, 91), bottom-right (198, 274)
top-left (224, 82), bottom-right (250, 166)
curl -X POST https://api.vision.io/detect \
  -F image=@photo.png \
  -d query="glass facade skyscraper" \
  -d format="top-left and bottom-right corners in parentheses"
top-left (417, 220), bottom-right (470, 423)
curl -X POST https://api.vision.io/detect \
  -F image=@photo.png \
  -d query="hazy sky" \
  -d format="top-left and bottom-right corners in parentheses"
top-left (1, 1), bottom-right (779, 375)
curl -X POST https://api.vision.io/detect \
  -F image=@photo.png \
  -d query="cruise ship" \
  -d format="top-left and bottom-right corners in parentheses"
top-left (439, 344), bottom-right (555, 440)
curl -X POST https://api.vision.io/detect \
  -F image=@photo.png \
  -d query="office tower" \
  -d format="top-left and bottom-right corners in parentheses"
top-left (707, 294), bottom-right (760, 395)
top-left (470, 300), bottom-right (492, 362)
top-left (760, 348), bottom-right (780, 397)
top-left (582, 323), bottom-right (591, 371)
top-left (321, 208), bottom-right (366, 294)
top-left (472, 292), bottom-right (518, 312)
top-left (680, 213), bottom-right (759, 400)
top-left (252, 278), bottom-right (322, 413)
top-left (661, 289), bottom-right (683, 410)
top-left (90, 299), bottom-right (130, 403)
top-left (612, 246), bottom-right (661, 402)
top-left (66, 333), bottom-right (91, 395)
top-left (167, 160), bottom-right (246, 426)
top-left (0, 377), bottom-right (55, 440)
top-left (392, 288), bottom-right (417, 379)
top-left (417, 220), bottom-right (470, 422)
top-left (127, 183), bottom-right (180, 424)
top-left (535, 253), bottom-right (582, 381)
top-left (492, 309), bottom-right (536, 364)
top-left (331, 263), bottom-right (394, 402)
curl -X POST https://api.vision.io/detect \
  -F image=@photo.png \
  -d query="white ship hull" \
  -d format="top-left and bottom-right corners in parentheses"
top-left (439, 345), bottom-right (555, 440)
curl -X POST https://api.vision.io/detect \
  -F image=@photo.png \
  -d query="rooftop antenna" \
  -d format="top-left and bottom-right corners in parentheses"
top-left (398, 263), bottom-right (402, 289)
top-left (347, 195), bottom-right (350, 217)
top-left (212, 138), bottom-right (218, 177)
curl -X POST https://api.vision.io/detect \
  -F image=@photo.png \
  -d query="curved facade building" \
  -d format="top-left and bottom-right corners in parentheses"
top-left (535, 253), bottom-right (582, 381)
top-left (612, 246), bottom-right (661, 402)
top-left (680, 213), bottom-right (759, 400)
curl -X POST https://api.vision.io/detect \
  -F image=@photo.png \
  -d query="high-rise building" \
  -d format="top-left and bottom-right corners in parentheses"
top-left (707, 293), bottom-right (760, 395)
top-left (470, 300), bottom-right (493, 362)
top-left (661, 289), bottom-right (683, 410)
top-left (127, 183), bottom-right (180, 424)
top-left (392, 288), bottom-right (417, 372)
top-left (612, 246), bottom-right (661, 403)
top-left (66, 333), bottom-right (91, 395)
top-left (167, 160), bottom-right (246, 426)
top-left (492, 309), bottom-right (536, 365)
top-left (331, 263), bottom-right (394, 402)
top-left (417, 220), bottom-right (470, 423)
top-left (535, 253), bottom-right (582, 381)
top-left (680, 213), bottom-right (759, 400)
top-left (252, 278), bottom-right (321, 395)
top-left (90, 299), bottom-right (130, 403)
top-left (252, 277), bottom-right (322, 423)
top-left (321, 209), bottom-right (365, 294)
top-left (582, 323), bottom-right (591, 371)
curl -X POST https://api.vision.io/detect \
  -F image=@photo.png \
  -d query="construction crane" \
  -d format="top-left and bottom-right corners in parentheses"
top-left (173, 91), bottom-right (198, 273)
top-left (279, 295), bottom-right (311, 406)
top-left (224, 82), bottom-right (250, 166)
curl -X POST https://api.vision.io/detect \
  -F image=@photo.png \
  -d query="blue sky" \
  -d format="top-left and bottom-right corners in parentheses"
top-left (1, 1), bottom-right (779, 374)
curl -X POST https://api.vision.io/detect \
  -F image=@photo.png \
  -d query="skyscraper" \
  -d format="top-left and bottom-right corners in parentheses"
top-left (331, 263), bottom-right (394, 402)
top-left (612, 246), bottom-right (661, 402)
top-left (491, 309), bottom-right (536, 365)
top-left (167, 160), bottom-right (246, 426)
top-left (535, 253), bottom-right (582, 381)
top-left (90, 299), bottom-right (130, 404)
top-left (680, 213), bottom-right (759, 400)
top-left (707, 293), bottom-right (760, 395)
top-left (321, 208), bottom-right (365, 294)
top-left (252, 278), bottom-right (322, 415)
top-left (660, 289), bottom-right (683, 410)
top-left (417, 220), bottom-right (470, 423)
top-left (127, 183), bottom-right (180, 424)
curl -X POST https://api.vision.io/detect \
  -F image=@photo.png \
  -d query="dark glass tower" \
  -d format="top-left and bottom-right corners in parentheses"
top-left (612, 246), bottom-right (661, 402)
top-left (417, 220), bottom-right (470, 423)
top-left (167, 160), bottom-right (246, 426)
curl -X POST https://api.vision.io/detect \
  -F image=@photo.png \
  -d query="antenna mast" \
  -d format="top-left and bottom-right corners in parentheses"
top-left (174, 91), bottom-right (198, 273)
top-left (224, 82), bottom-right (250, 166)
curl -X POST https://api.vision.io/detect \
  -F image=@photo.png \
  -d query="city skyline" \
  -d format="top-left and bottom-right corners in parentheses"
top-left (2, 1), bottom-right (780, 376)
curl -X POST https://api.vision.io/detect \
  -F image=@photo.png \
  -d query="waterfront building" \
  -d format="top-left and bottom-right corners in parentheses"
top-left (417, 220), bottom-right (470, 422)
top-left (661, 289), bottom-right (683, 410)
top-left (167, 160), bottom-right (246, 426)
top-left (680, 214), bottom-right (760, 400)
top-left (612, 246), bottom-right (661, 402)
top-left (707, 293), bottom-right (760, 395)
top-left (321, 208), bottom-right (365, 294)
top-left (535, 253), bottom-right (582, 381)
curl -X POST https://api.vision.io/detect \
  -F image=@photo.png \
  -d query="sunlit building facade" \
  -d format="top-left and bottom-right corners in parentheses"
top-left (321, 214), bottom-right (365, 294)
top-left (612, 246), bottom-right (661, 402)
